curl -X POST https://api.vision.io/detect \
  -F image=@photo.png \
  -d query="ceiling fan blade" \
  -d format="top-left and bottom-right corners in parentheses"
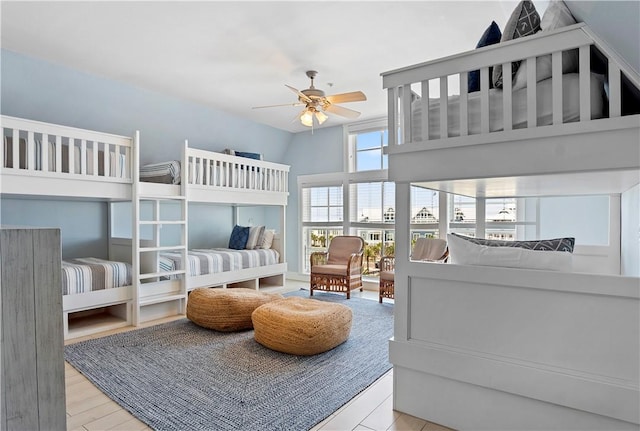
top-left (285, 84), bottom-right (312, 103)
top-left (324, 104), bottom-right (361, 119)
top-left (252, 102), bottom-right (304, 109)
top-left (324, 91), bottom-right (367, 104)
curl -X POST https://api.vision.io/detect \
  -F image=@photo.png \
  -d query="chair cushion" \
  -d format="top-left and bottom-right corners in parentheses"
top-left (311, 264), bottom-right (348, 276)
top-left (411, 238), bottom-right (448, 261)
top-left (327, 236), bottom-right (363, 265)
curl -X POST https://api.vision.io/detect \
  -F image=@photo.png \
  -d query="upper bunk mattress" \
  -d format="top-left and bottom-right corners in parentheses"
top-left (62, 257), bottom-right (132, 295)
top-left (160, 248), bottom-right (280, 277)
top-left (411, 72), bottom-right (605, 141)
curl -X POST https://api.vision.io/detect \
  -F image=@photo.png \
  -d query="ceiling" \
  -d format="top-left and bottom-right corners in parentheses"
top-left (1, 1), bottom-right (517, 133)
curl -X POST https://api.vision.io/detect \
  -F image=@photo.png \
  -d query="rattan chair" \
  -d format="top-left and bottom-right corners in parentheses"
top-left (378, 238), bottom-right (449, 303)
top-left (310, 236), bottom-right (365, 299)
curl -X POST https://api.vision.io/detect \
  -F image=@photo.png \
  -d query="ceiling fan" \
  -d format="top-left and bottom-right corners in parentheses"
top-left (252, 70), bottom-right (367, 127)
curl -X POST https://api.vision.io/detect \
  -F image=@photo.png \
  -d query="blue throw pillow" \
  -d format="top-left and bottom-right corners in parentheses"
top-left (234, 151), bottom-right (262, 160)
top-left (228, 225), bottom-right (250, 250)
top-left (468, 21), bottom-right (502, 93)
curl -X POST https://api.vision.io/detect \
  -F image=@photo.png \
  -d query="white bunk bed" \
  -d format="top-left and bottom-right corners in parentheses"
top-left (1, 116), bottom-right (290, 336)
top-left (1, 115), bottom-right (136, 339)
top-left (124, 140), bottom-right (290, 325)
top-left (382, 18), bottom-right (639, 431)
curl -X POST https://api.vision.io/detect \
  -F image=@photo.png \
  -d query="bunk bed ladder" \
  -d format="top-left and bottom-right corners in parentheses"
top-left (131, 137), bottom-right (188, 326)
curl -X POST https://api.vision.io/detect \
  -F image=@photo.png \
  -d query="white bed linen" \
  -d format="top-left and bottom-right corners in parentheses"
top-left (411, 73), bottom-right (605, 141)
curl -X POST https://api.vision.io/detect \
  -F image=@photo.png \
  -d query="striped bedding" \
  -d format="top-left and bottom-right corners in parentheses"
top-left (139, 160), bottom-right (181, 184)
top-left (159, 248), bottom-right (280, 277)
top-left (62, 258), bottom-right (132, 295)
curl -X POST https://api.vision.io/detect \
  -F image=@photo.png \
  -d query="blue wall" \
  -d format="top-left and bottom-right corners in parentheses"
top-left (0, 49), bottom-right (297, 258)
top-left (1, 49), bottom-right (293, 164)
top-left (0, 198), bottom-right (108, 259)
top-left (281, 126), bottom-right (346, 272)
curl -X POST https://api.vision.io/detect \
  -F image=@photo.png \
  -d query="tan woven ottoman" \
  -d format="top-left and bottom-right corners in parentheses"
top-left (252, 297), bottom-right (352, 355)
top-left (187, 288), bottom-right (283, 332)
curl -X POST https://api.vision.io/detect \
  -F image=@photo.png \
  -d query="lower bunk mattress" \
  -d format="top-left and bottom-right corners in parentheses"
top-left (159, 248), bottom-right (280, 277)
top-left (62, 257), bottom-right (132, 295)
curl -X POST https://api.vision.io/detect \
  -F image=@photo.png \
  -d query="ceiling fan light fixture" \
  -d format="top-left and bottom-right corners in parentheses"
top-left (300, 109), bottom-right (314, 127)
top-left (315, 110), bottom-right (328, 125)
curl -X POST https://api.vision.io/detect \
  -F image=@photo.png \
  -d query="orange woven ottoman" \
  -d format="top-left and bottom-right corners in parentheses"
top-left (187, 288), bottom-right (283, 332)
top-left (252, 297), bottom-right (352, 355)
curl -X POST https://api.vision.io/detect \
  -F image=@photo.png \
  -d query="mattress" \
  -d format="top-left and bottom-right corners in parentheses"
top-left (411, 72), bottom-right (606, 141)
top-left (62, 257), bottom-right (132, 295)
top-left (160, 248), bottom-right (280, 277)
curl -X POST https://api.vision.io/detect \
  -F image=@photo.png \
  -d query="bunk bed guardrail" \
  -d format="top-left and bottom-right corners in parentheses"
top-left (1, 115), bottom-right (133, 182)
top-left (382, 23), bottom-right (640, 152)
top-left (185, 146), bottom-right (289, 194)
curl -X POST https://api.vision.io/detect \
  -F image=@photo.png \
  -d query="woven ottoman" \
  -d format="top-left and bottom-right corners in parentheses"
top-left (187, 288), bottom-right (283, 332)
top-left (252, 297), bottom-right (352, 356)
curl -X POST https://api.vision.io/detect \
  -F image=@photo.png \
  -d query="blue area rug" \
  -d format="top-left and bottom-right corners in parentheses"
top-left (65, 290), bottom-right (393, 431)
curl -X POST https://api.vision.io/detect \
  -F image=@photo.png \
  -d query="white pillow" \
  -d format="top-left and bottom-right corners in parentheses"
top-left (246, 225), bottom-right (265, 250)
top-left (447, 234), bottom-right (573, 272)
top-left (257, 229), bottom-right (276, 249)
top-left (512, 0), bottom-right (578, 90)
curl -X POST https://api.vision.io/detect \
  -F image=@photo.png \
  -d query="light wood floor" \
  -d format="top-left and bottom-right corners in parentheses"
top-left (65, 282), bottom-right (454, 431)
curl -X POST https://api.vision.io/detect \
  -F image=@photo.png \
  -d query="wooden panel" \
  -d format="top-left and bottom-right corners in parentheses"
top-left (1, 228), bottom-right (66, 431)
top-left (33, 229), bottom-right (66, 430)
top-left (1, 229), bottom-right (38, 431)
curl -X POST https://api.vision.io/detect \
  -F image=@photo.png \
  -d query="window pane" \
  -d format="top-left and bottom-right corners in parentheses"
top-left (450, 195), bottom-right (475, 223)
top-left (354, 182), bottom-right (382, 222)
top-left (303, 227), bottom-right (343, 273)
top-left (303, 186), bottom-right (343, 222)
top-left (310, 187), bottom-right (327, 206)
top-left (357, 229), bottom-right (395, 281)
top-left (356, 131), bottom-right (381, 150)
top-left (486, 198), bottom-right (517, 241)
top-left (311, 207), bottom-right (328, 221)
top-left (356, 148), bottom-right (382, 171)
top-left (411, 186), bottom-right (439, 223)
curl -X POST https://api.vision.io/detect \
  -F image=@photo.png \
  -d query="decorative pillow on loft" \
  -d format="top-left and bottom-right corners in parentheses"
top-left (228, 225), bottom-right (250, 250)
top-left (224, 149), bottom-right (263, 160)
top-left (512, 0), bottom-right (579, 90)
top-left (447, 233), bottom-right (573, 271)
top-left (492, 0), bottom-right (541, 89)
top-left (246, 225), bottom-right (265, 250)
top-left (450, 232), bottom-right (575, 252)
top-left (468, 21), bottom-right (502, 93)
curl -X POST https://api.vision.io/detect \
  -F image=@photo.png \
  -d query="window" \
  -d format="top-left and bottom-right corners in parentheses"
top-left (301, 185), bottom-right (344, 273)
top-left (485, 197), bottom-right (518, 241)
top-left (348, 125), bottom-right (388, 172)
top-left (410, 185), bottom-right (440, 239)
top-left (350, 182), bottom-right (395, 224)
top-left (302, 186), bottom-right (343, 222)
